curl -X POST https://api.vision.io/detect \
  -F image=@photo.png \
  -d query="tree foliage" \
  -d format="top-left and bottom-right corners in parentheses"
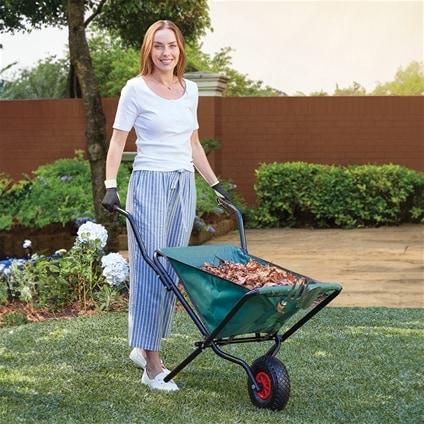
top-left (88, 32), bottom-right (139, 97)
top-left (310, 61), bottom-right (424, 96)
top-left (95, 0), bottom-right (210, 48)
top-left (333, 81), bottom-right (367, 96)
top-left (89, 33), bottom-right (284, 97)
top-left (0, 56), bottom-right (68, 99)
top-left (1, 34), bottom-right (285, 99)
top-left (186, 44), bottom-right (284, 96)
top-left (371, 61), bottom-right (424, 95)
top-left (0, 0), bottom-right (210, 42)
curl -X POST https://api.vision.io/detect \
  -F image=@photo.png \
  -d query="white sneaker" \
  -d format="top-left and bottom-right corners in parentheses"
top-left (129, 348), bottom-right (170, 373)
top-left (142, 370), bottom-right (179, 391)
top-left (129, 348), bottom-right (147, 369)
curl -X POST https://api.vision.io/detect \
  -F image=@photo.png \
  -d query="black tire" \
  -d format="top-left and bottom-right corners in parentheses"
top-left (247, 355), bottom-right (290, 410)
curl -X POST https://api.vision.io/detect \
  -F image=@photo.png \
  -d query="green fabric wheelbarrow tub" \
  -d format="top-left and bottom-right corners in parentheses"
top-left (160, 243), bottom-right (342, 339)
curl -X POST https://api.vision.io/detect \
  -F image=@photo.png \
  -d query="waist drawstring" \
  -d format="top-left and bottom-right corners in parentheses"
top-left (170, 169), bottom-right (189, 233)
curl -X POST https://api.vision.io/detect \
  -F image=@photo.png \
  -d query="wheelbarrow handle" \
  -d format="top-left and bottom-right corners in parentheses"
top-left (113, 198), bottom-right (248, 260)
top-left (112, 205), bottom-right (158, 272)
top-left (216, 198), bottom-right (248, 253)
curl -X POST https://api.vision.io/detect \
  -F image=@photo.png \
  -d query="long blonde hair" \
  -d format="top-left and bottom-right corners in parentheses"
top-left (140, 20), bottom-right (186, 85)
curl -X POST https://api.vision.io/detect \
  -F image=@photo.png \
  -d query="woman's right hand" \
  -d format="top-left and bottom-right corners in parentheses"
top-left (102, 188), bottom-right (121, 212)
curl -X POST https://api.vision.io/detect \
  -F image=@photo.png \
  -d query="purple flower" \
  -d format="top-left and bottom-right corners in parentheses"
top-left (207, 226), bottom-right (216, 234)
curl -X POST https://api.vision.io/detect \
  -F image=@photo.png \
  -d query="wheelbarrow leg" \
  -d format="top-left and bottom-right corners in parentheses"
top-left (163, 346), bottom-right (203, 382)
top-left (209, 342), bottom-right (261, 392)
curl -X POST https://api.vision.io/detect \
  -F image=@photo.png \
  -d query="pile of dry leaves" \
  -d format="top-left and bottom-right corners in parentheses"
top-left (201, 258), bottom-right (306, 290)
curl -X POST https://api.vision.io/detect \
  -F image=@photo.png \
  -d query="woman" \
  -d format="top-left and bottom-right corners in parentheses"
top-left (102, 20), bottom-right (231, 391)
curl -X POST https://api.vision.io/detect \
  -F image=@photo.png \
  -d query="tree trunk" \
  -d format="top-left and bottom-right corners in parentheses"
top-left (66, 63), bottom-right (81, 98)
top-left (67, 0), bottom-right (120, 251)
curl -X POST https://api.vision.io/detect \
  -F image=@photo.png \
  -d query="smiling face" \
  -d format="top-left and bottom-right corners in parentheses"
top-left (140, 20), bottom-right (186, 78)
top-left (150, 28), bottom-right (180, 74)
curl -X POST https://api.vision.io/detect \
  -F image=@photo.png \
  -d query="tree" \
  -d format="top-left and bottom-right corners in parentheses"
top-left (0, 56), bottom-right (68, 99)
top-left (372, 61), bottom-right (424, 95)
top-left (0, 0), bottom-right (211, 250)
top-left (88, 31), bottom-right (140, 98)
top-left (333, 81), bottom-right (367, 96)
top-left (309, 60), bottom-right (423, 96)
top-left (186, 45), bottom-right (285, 96)
top-left (308, 90), bottom-right (329, 96)
top-left (1, 30), bottom-right (284, 100)
top-left (88, 35), bottom-right (284, 97)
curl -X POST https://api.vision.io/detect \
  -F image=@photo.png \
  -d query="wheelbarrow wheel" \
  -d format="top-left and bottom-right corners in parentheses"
top-left (247, 355), bottom-right (290, 410)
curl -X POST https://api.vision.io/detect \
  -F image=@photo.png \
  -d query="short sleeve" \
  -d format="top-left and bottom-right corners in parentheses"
top-left (192, 82), bottom-right (199, 130)
top-left (113, 81), bottom-right (138, 132)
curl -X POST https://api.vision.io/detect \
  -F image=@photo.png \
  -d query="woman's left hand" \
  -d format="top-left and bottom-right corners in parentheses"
top-left (211, 182), bottom-right (232, 202)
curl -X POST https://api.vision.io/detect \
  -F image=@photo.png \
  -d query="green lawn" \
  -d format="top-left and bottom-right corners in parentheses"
top-left (1, 308), bottom-right (422, 423)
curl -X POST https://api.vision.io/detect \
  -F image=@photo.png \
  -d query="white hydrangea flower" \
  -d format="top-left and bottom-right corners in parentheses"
top-left (23, 239), bottom-right (32, 249)
top-left (76, 222), bottom-right (108, 249)
top-left (101, 253), bottom-right (129, 286)
top-left (20, 286), bottom-right (32, 302)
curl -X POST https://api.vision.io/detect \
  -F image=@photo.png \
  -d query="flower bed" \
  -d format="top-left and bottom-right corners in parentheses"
top-left (0, 212), bottom-right (238, 326)
top-left (0, 223), bottom-right (77, 258)
top-left (0, 223), bottom-right (130, 326)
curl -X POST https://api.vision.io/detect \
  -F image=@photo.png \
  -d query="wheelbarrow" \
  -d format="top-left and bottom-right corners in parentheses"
top-left (115, 199), bottom-right (342, 410)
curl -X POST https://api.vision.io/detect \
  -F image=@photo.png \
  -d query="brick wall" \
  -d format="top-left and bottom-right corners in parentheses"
top-left (216, 96), bottom-right (424, 203)
top-left (1, 96), bottom-right (423, 205)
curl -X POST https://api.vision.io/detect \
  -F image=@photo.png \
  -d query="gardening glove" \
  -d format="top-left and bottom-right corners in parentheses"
top-left (102, 179), bottom-right (121, 212)
top-left (211, 181), bottom-right (232, 203)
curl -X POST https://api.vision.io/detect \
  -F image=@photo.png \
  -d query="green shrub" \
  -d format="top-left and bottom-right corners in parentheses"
top-left (254, 162), bottom-right (424, 228)
top-left (0, 175), bottom-right (32, 230)
top-left (0, 153), bottom-right (131, 230)
top-left (0, 153), bottom-right (244, 232)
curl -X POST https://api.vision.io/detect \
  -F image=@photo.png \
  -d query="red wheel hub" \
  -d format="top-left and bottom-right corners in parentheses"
top-left (256, 371), bottom-right (272, 400)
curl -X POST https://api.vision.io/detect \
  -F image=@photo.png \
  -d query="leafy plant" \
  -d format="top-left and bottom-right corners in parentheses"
top-left (254, 162), bottom-right (424, 228)
top-left (0, 153), bottom-right (243, 233)
top-left (0, 222), bottom-right (129, 313)
top-left (0, 152), bottom-right (131, 230)
top-left (200, 138), bottom-right (221, 156)
top-left (0, 175), bottom-right (32, 229)
top-left (2, 310), bottom-right (29, 326)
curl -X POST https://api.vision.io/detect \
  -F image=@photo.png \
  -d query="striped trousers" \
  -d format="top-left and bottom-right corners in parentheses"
top-left (126, 169), bottom-right (196, 351)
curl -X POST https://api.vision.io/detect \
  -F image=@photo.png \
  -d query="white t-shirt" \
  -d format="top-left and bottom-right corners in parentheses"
top-left (113, 77), bottom-right (199, 172)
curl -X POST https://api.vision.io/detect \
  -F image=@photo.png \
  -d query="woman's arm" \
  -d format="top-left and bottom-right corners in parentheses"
top-left (102, 129), bottom-right (129, 211)
top-left (191, 130), bottom-right (219, 185)
top-left (105, 129), bottom-right (130, 183)
top-left (191, 130), bottom-right (232, 201)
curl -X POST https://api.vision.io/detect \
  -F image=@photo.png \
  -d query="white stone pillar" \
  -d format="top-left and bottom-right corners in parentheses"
top-left (184, 71), bottom-right (229, 96)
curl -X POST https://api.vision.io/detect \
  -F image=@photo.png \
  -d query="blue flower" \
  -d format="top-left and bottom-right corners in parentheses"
top-left (75, 216), bottom-right (94, 227)
top-left (60, 175), bottom-right (73, 182)
top-left (193, 217), bottom-right (205, 230)
top-left (207, 226), bottom-right (216, 234)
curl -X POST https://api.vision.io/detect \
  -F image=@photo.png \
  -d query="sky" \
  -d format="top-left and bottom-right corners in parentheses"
top-left (0, 0), bottom-right (422, 95)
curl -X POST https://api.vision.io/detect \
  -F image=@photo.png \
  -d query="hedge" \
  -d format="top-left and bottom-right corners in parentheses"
top-left (253, 162), bottom-right (424, 228)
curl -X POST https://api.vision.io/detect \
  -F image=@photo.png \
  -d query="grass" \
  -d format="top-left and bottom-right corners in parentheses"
top-left (0, 308), bottom-right (422, 423)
